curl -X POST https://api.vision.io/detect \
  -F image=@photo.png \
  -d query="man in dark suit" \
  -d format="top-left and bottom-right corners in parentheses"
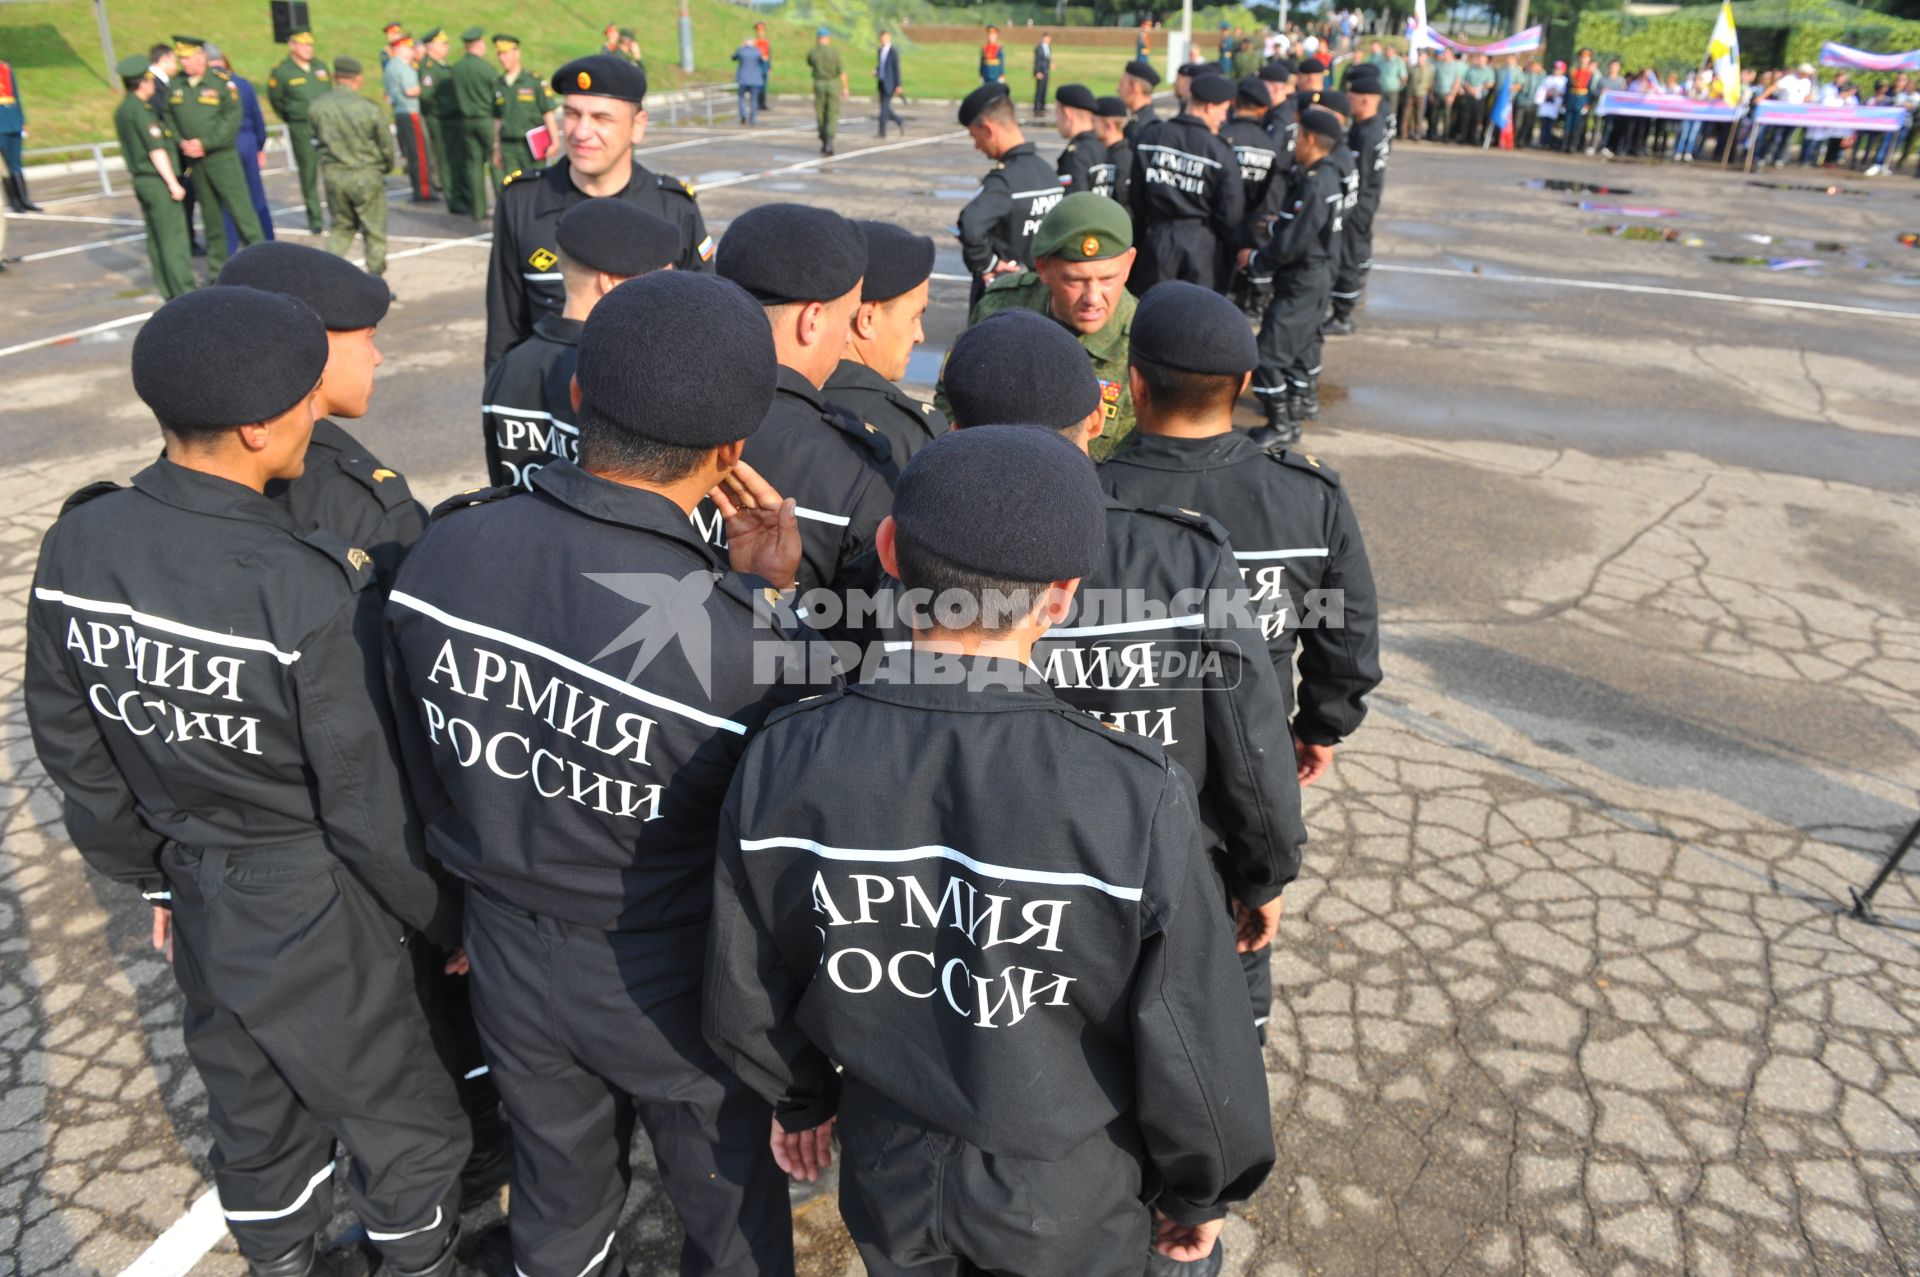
top-left (875, 30), bottom-right (904, 137)
top-left (1032, 32), bottom-right (1053, 119)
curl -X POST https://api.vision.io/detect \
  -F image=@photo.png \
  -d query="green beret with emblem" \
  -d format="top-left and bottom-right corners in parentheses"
top-left (1030, 192), bottom-right (1133, 262)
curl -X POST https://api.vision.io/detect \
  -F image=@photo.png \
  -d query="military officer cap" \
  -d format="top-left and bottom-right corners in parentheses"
top-left (552, 54), bottom-right (648, 103)
top-left (892, 426), bottom-right (1107, 584)
top-left (1261, 59), bottom-right (1296, 81)
top-left (116, 54), bottom-right (152, 79)
top-left (460, 26), bottom-right (486, 43)
top-left (717, 203), bottom-right (867, 304)
top-left (1189, 73), bottom-right (1235, 105)
top-left (172, 35), bottom-right (206, 54)
top-left (288, 29), bottom-right (313, 44)
top-left (958, 82), bottom-right (1012, 127)
top-left (1235, 75), bottom-right (1269, 107)
top-left (422, 27), bottom-right (444, 42)
top-left (1314, 88), bottom-right (1352, 118)
top-left (1094, 95), bottom-right (1130, 119)
top-left (1054, 83), bottom-right (1097, 112)
top-left (1131, 281), bottom-right (1257, 376)
top-left (1031, 191), bottom-right (1132, 262)
top-left (1298, 105), bottom-right (1345, 143)
top-left (1122, 59), bottom-right (1161, 86)
top-left (943, 311), bottom-right (1100, 431)
top-left (133, 288), bottom-right (328, 432)
top-left (493, 33), bottom-right (521, 51)
top-left (556, 199), bottom-right (680, 278)
top-left (335, 56), bottom-right (363, 77)
top-left (217, 242), bottom-right (392, 330)
top-left (853, 221), bottom-right (935, 303)
top-left (1343, 62), bottom-right (1384, 95)
top-left (575, 273), bottom-right (777, 448)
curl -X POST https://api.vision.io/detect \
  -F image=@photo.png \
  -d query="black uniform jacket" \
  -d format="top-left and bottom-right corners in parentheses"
top-left (1058, 129), bottom-right (1115, 197)
top-left (957, 141), bottom-right (1064, 277)
top-left (823, 359), bottom-right (948, 473)
top-left (696, 367), bottom-right (895, 600)
top-left (385, 461), bottom-right (818, 933)
top-left (702, 651), bottom-right (1275, 1224)
top-left (484, 158), bottom-right (713, 369)
top-left (1035, 499), bottom-right (1305, 905)
top-left (1124, 101), bottom-right (1159, 142)
top-left (1251, 154), bottom-right (1343, 281)
top-left (480, 314), bottom-right (583, 490)
top-left (1099, 433), bottom-right (1381, 747)
top-left (1128, 113), bottom-right (1246, 241)
top-left (1262, 96), bottom-right (1298, 159)
top-left (26, 460), bottom-right (453, 944)
top-left (276, 418), bottom-right (427, 591)
top-left (1222, 115), bottom-right (1283, 241)
top-left (1349, 111), bottom-right (1390, 216)
top-left (1106, 134), bottom-right (1134, 207)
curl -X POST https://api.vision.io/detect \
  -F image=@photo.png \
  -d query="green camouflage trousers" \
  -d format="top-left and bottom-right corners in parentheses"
top-left (323, 165), bottom-right (388, 275)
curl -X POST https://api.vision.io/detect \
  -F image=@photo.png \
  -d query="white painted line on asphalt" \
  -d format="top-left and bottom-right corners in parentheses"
top-left (0, 312), bottom-right (152, 359)
top-left (12, 211), bottom-right (147, 227)
top-left (114, 1188), bottom-right (226, 1277)
top-left (19, 232), bottom-right (149, 262)
top-left (1374, 262), bottom-right (1920, 322)
top-left (638, 122), bottom-right (817, 155)
top-left (696, 129), bottom-right (970, 191)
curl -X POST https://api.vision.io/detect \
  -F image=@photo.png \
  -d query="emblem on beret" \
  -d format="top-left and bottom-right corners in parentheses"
top-left (371, 468), bottom-right (397, 483)
top-left (1081, 235), bottom-right (1100, 257)
top-left (529, 247), bottom-right (558, 271)
top-left (346, 548), bottom-right (372, 571)
top-left (578, 70), bottom-right (592, 90)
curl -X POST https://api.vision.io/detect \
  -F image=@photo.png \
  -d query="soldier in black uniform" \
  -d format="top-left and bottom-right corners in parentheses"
top-left (703, 424), bottom-right (1275, 1277)
top-left (1223, 76), bottom-right (1284, 316)
top-left (387, 271), bottom-right (816, 1277)
top-left (216, 242), bottom-right (425, 590)
top-left (26, 288), bottom-right (469, 1277)
top-left (1053, 82), bottom-right (1112, 197)
top-left (824, 220), bottom-right (946, 471)
top-left (1095, 95), bottom-right (1134, 206)
top-left (1118, 57), bottom-right (1161, 141)
top-left (713, 203), bottom-right (895, 613)
top-left (1246, 107), bottom-right (1345, 443)
top-left (942, 310), bottom-right (1308, 1066)
top-left (484, 55), bottom-right (713, 370)
top-left (1104, 281), bottom-right (1381, 788)
top-left (956, 82), bottom-right (1063, 308)
top-left (1128, 72), bottom-right (1244, 293)
top-left (1326, 63), bottom-right (1390, 336)
top-left (481, 197), bottom-right (680, 489)
top-left (1259, 59), bottom-right (1298, 152)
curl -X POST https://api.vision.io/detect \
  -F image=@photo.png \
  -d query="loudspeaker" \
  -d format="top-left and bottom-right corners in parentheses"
top-left (271, 1), bottom-right (312, 43)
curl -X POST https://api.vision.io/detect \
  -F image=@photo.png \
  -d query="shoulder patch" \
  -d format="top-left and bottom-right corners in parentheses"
top-left (1057, 703), bottom-right (1169, 764)
top-left (297, 528), bottom-right (374, 591)
top-left (1273, 448), bottom-right (1343, 486)
top-left (657, 172), bottom-right (698, 200)
top-left (984, 270), bottom-right (1039, 293)
top-left (429, 484), bottom-right (519, 521)
top-left (502, 168), bottom-right (525, 185)
top-left (1135, 502), bottom-right (1231, 544)
top-left (59, 481), bottom-right (123, 518)
top-left (339, 454), bottom-right (418, 511)
top-left (821, 404), bottom-right (895, 468)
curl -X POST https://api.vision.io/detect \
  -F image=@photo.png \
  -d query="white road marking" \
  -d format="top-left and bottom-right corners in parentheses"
top-left (1373, 262), bottom-right (1920, 322)
top-left (114, 1188), bottom-right (226, 1277)
top-left (19, 232), bottom-right (150, 262)
top-left (696, 129), bottom-right (971, 191)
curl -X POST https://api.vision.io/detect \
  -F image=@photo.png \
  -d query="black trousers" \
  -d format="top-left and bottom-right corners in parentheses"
top-left (1254, 263), bottom-right (1333, 401)
top-left (1329, 202), bottom-right (1374, 321)
top-left (1033, 73), bottom-right (1050, 115)
top-left (164, 844), bottom-right (468, 1267)
top-left (878, 87), bottom-right (904, 136)
top-left (1139, 220), bottom-right (1225, 293)
top-left (836, 1080), bottom-right (1151, 1277)
top-left (463, 887), bottom-right (792, 1277)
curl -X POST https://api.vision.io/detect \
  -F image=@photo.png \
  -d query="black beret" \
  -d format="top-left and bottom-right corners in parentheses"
top-left (944, 311), bottom-right (1100, 431)
top-left (716, 203), bottom-right (866, 304)
top-left (1299, 106), bottom-right (1345, 142)
top-left (551, 54), bottom-right (647, 103)
top-left (575, 272), bottom-right (776, 448)
top-left (1315, 88), bottom-right (1352, 117)
top-left (1189, 73), bottom-right (1235, 104)
top-left (1343, 62), bottom-right (1384, 94)
top-left (1094, 94), bottom-right (1130, 119)
top-left (892, 426), bottom-right (1106, 584)
top-left (1299, 54), bottom-right (1331, 74)
top-left (334, 56), bottom-right (363, 77)
top-left (853, 220), bottom-right (935, 302)
top-left (133, 288), bottom-right (328, 430)
top-left (958, 81), bottom-right (1011, 126)
top-left (1131, 281), bottom-right (1256, 376)
top-left (1054, 82), bottom-right (1097, 112)
top-left (1178, 61), bottom-right (1213, 77)
top-left (217, 241), bottom-right (391, 330)
top-left (1122, 59), bottom-right (1161, 86)
top-left (556, 198), bottom-right (680, 277)
top-left (1235, 75), bottom-right (1269, 107)
top-left (1261, 59), bottom-right (1295, 81)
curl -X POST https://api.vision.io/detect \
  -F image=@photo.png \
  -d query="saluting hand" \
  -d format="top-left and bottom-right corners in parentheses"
top-left (711, 460), bottom-right (801, 591)
top-left (770, 1113), bottom-right (836, 1182)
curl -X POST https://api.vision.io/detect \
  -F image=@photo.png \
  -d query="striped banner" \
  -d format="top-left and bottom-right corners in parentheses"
top-left (1819, 41), bottom-right (1920, 73)
top-left (1404, 20), bottom-right (1543, 57)
top-left (1752, 100), bottom-right (1911, 133)
top-left (1595, 91), bottom-right (1744, 122)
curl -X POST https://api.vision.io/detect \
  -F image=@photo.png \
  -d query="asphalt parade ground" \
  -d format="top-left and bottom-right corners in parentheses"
top-left (3, 106), bottom-right (1919, 1277)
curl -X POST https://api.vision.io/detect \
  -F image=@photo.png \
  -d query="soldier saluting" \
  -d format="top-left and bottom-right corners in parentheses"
top-left (955, 82), bottom-right (1062, 307)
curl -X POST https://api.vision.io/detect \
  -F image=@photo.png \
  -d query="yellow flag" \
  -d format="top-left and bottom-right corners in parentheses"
top-left (1708, 1), bottom-right (1741, 106)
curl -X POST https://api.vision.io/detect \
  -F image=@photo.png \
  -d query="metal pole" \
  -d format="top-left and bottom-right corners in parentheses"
top-left (1850, 811), bottom-right (1920, 924)
top-left (95, 142), bottom-right (112, 196)
top-left (679, 0), bottom-right (695, 74)
top-left (1513, 0), bottom-right (1530, 36)
top-left (94, 0), bottom-right (118, 80)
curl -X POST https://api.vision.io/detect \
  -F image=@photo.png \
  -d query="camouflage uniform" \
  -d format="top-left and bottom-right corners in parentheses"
top-left (309, 84), bottom-right (395, 274)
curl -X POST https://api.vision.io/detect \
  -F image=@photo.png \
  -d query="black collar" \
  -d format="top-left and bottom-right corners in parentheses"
top-left (825, 359), bottom-right (910, 405)
top-left (1106, 429), bottom-right (1258, 471)
top-left (1001, 141), bottom-right (1038, 161)
top-left (132, 457), bottom-right (304, 533)
top-left (529, 461), bottom-right (723, 566)
top-left (852, 650), bottom-right (1060, 709)
top-left (304, 418), bottom-right (359, 456)
top-left (533, 314), bottom-right (586, 345)
top-left (532, 157), bottom-right (653, 216)
top-left (775, 364), bottom-right (829, 411)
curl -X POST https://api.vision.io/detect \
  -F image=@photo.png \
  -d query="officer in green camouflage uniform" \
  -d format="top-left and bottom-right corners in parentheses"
top-left (265, 29), bottom-right (330, 233)
top-left (165, 35), bottom-right (264, 274)
top-left (449, 27), bottom-right (499, 219)
top-left (936, 192), bottom-right (1141, 459)
top-left (490, 34), bottom-right (556, 180)
top-left (419, 28), bottom-right (453, 201)
top-left (806, 29), bottom-right (847, 155)
top-left (308, 57), bottom-right (395, 275)
top-left (113, 55), bottom-right (194, 298)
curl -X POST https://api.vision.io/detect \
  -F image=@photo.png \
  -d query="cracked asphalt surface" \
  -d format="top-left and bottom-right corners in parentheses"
top-left (2, 107), bottom-right (1917, 1277)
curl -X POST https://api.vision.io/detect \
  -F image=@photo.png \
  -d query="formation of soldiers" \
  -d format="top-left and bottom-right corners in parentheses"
top-left (31, 43), bottom-right (1391, 1277)
top-left (956, 51), bottom-right (1393, 448)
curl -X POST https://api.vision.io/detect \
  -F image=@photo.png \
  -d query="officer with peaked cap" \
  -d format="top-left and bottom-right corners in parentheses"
top-left (713, 203), bottom-right (895, 611)
top-left (1127, 72), bottom-right (1244, 293)
top-left (1327, 61), bottom-right (1391, 335)
top-left (165, 35), bottom-right (266, 274)
top-left (956, 82), bottom-right (1062, 307)
top-left (485, 54), bottom-right (712, 370)
top-left (26, 287), bottom-right (469, 1277)
top-left (388, 269), bottom-right (818, 1277)
top-left (704, 420), bottom-right (1275, 1277)
top-left (1245, 106), bottom-right (1346, 440)
top-left (1118, 57), bottom-right (1162, 140)
top-left (1094, 95), bottom-right (1134, 204)
top-left (823, 220), bottom-right (947, 471)
top-left (1054, 82), bottom-right (1112, 196)
top-left (482, 197), bottom-right (681, 488)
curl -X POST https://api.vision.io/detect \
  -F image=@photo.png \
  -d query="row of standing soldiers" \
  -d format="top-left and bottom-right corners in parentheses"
top-left (956, 51), bottom-right (1392, 447)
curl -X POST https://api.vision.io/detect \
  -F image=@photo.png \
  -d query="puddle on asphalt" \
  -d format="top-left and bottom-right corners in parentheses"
top-left (929, 188), bottom-right (979, 200)
top-left (1524, 178), bottom-right (1633, 194)
top-left (1745, 180), bottom-right (1865, 196)
top-left (1585, 224), bottom-right (1684, 242)
top-left (1577, 201), bottom-right (1682, 216)
top-left (694, 169), bottom-right (745, 184)
top-left (763, 181), bottom-right (810, 191)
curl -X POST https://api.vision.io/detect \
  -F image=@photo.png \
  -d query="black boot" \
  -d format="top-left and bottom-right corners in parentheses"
top-left (248, 1236), bottom-right (317, 1277)
top-left (13, 170), bottom-right (43, 212)
top-left (1295, 378), bottom-right (1320, 421)
top-left (385, 1227), bottom-right (463, 1277)
top-left (2, 175), bottom-right (25, 214)
top-left (1323, 314), bottom-right (1356, 336)
top-left (1246, 397), bottom-right (1299, 452)
top-left (459, 1104), bottom-right (514, 1212)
